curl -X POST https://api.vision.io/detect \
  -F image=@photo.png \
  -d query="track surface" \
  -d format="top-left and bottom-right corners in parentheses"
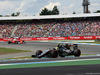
top-left (0, 42), bottom-right (100, 59)
top-left (1, 41), bottom-right (100, 53)
top-left (0, 64), bottom-right (100, 75)
top-left (0, 42), bottom-right (100, 75)
top-left (0, 57), bottom-right (100, 75)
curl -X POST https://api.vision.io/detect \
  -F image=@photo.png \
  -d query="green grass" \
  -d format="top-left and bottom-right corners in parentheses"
top-left (0, 47), bottom-right (31, 55)
top-left (0, 59), bottom-right (100, 69)
top-left (0, 56), bottom-right (32, 61)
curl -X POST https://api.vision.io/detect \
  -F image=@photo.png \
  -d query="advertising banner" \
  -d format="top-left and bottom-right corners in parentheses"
top-left (1, 36), bottom-right (100, 42)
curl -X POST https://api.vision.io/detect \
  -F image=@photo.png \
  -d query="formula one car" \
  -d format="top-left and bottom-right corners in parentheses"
top-left (8, 38), bottom-right (26, 44)
top-left (31, 43), bottom-right (81, 58)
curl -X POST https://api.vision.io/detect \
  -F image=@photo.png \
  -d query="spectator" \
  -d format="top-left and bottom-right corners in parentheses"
top-left (0, 19), bottom-right (100, 38)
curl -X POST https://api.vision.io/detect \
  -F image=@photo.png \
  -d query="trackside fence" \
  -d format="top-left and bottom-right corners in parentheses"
top-left (0, 36), bottom-right (100, 42)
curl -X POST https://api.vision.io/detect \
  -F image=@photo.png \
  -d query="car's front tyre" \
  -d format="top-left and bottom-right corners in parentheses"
top-left (50, 50), bottom-right (58, 58)
top-left (35, 50), bottom-right (43, 58)
top-left (8, 41), bottom-right (11, 44)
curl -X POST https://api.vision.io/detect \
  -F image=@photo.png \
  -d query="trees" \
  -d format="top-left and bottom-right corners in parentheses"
top-left (94, 10), bottom-right (100, 13)
top-left (40, 6), bottom-right (59, 15)
top-left (52, 6), bottom-right (59, 15)
top-left (0, 15), bottom-right (3, 17)
top-left (11, 13), bottom-right (15, 16)
top-left (16, 12), bottom-right (20, 16)
top-left (73, 11), bottom-right (76, 14)
top-left (11, 12), bottom-right (20, 16)
top-left (40, 8), bottom-right (50, 15)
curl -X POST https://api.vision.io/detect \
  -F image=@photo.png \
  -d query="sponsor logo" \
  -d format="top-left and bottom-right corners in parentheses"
top-left (69, 37), bottom-right (80, 39)
top-left (53, 37), bottom-right (66, 40)
top-left (96, 36), bottom-right (100, 39)
top-left (84, 36), bottom-right (93, 39)
top-left (37, 38), bottom-right (48, 40)
top-left (20, 38), bottom-right (32, 41)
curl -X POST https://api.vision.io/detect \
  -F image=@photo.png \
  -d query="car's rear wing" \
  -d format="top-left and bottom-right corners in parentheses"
top-left (73, 44), bottom-right (78, 50)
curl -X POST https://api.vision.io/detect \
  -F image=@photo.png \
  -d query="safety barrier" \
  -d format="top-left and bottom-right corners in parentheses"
top-left (1, 36), bottom-right (100, 41)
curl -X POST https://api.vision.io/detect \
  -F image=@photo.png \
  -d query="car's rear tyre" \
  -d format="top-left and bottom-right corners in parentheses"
top-left (58, 50), bottom-right (65, 57)
top-left (8, 41), bottom-right (11, 44)
top-left (35, 50), bottom-right (43, 58)
top-left (23, 40), bottom-right (26, 44)
top-left (50, 50), bottom-right (58, 58)
top-left (60, 55), bottom-right (65, 57)
top-left (16, 41), bottom-right (18, 44)
top-left (74, 49), bottom-right (81, 57)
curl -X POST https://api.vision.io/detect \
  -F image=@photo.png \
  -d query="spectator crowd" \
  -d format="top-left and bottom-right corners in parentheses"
top-left (0, 24), bottom-right (15, 38)
top-left (0, 19), bottom-right (100, 38)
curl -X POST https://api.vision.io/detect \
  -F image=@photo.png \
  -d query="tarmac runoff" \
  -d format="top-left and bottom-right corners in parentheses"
top-left (0, 41), bottom-right (100, 75)
top-left (0, 58), bottom-right (100, 69)
top-left (0, 40), bottom-right (100, 67)
top-left (0, 54), bottom-right (100, 61)
top-left (0, 40), bottom-right (100, 61)
top-left (38, 40), bottom-right (100, 46)
top-left (1, 53), bottom-right (100, 62)
top-left (1, 40), bottom-right (100, 45)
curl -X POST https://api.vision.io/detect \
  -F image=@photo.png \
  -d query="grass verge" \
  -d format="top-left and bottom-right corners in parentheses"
top-left (0, 47), bottom-right (31, 55)
top-left (0, 56), bottom-right (32, 61)
top-left (0, 59), bottom-right (100, 69)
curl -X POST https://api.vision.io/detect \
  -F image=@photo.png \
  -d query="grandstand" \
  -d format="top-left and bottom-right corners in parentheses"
top-left (0, 13), bottom-right (100, 38)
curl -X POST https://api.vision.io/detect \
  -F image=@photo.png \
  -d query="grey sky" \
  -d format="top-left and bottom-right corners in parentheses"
top-left (0, 0), bottom-right (100, 16)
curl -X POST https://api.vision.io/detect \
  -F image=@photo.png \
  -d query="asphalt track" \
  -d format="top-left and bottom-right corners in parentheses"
top-left (0, 41), bottom-right (100, 75)
top-left (1, 41), bottom-right (100, 54)
top-left (0, 41), bottom-right (100, 59)
top-left (0, 65), bottom-right (100, 75)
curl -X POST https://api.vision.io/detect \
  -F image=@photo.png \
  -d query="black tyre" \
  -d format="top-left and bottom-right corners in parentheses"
top-left (15, 41), bottom-right (18, 44)
top-left (50, 50), bottom-right (58, 58)
top-left (14, 41), bottom-right (18, 44)
top-left (22, 40), bottom-right (26, 44)
top-left (8, 41), bottom-right (11, 44)
top-left (58, 50), bottom-right (65, 57)
top-left (35, 50), bottom-right (43, 58)
top-left (60, 55), bottom-right (65, 57)
top-left (74, 49), bottom-right (81, 57)
top-left (31, 55), bottom-right (36, 58)
top-left (59, 52), bottom-right (65, 57)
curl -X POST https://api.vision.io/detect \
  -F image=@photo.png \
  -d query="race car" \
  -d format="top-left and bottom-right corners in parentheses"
top-left (57, 43), bottom-right (81, 57)
top-left (7, 38), bottom-right (26, 44)
top-left (31, 43), bottom-right (81, 58)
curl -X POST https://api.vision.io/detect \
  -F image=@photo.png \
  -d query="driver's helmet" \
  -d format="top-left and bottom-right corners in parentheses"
top-left (55, 47), bottom-right (58, 50)
top-left (52, 48), bottom-right (56, 50)
top-left (57, 43), bottom-right (62, 48)
top-left (65, 44), bottom-right (70, 49)
top-left (65, 44), bottom-right (69, 47)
